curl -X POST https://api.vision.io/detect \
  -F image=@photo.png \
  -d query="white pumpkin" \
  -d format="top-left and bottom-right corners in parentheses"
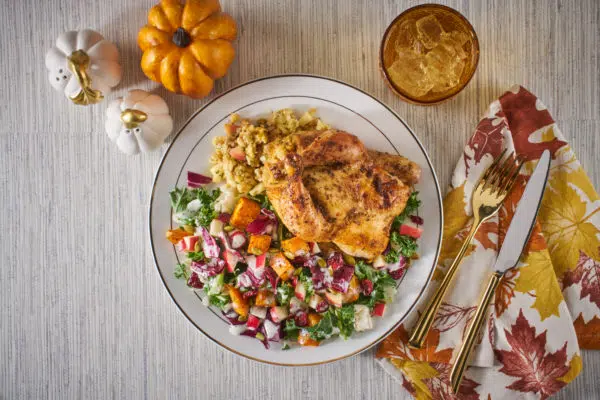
top-left (45, 29), bottom-right (122, 105)
top-left (105, 90), bottom-right (173, 155)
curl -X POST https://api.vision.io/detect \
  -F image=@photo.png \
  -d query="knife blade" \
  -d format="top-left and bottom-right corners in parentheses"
top-left (493, 149), bottom-right (551, 273)
top-left (450, 149), bottom-right (552, 393)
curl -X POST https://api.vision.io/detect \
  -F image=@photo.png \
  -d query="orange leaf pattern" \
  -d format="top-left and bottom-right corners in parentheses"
top-left (378, 86), bottom-right (588, 399)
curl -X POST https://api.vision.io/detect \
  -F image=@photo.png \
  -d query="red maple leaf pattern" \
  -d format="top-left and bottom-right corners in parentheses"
top-left (563, 249), bottom-right (600, 308)
top-left (495, 310), bottom-right (570, 399)
top-left (433, 303), bottom-right (476, 333)
top-left (464, 114), bottom-right (506, 173)
top-left (499, 87), bottom-right (566, 161)
top-left (427, 362), bottom-right (480, 400)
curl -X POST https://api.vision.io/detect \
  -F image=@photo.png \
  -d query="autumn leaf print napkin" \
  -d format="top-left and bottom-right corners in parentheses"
top-left (377, 86), bottom-right (599, 399)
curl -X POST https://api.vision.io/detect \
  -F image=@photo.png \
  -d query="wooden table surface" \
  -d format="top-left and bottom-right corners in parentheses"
top-left (1, 0), bottom-right (598, 398)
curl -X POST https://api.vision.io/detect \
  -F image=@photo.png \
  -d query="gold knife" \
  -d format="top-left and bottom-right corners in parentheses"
top-left (450, 150), bottom-right (551, 393)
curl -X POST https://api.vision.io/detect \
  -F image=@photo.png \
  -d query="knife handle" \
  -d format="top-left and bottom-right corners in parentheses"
top-left (450, 271), bottom-right (502, 394)
top-left (408, 219), bottom-right (480, 348)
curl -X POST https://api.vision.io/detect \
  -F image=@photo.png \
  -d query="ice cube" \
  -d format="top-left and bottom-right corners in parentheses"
top-left (394, 20), bottom-right (426, 55)
top-left (388, 56), bottom-right (433, 98)
top-left (416, 15), bottom-right (445, 49)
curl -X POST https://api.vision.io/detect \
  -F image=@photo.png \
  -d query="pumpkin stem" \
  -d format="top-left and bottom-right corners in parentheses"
top-left (172, 27), bottom-right (192, 48)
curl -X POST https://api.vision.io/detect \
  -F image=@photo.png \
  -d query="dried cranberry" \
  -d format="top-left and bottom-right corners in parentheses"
top-left (410, 215), bottom-right (424, 225)
top-left (187, 272), bottom-right (203, 289)
top-left (294, 311), bottom-right (308, 327)
top-left (389, 267), bottom-right (406, 280)
top-left (361, 279), bottom-right (374, 296)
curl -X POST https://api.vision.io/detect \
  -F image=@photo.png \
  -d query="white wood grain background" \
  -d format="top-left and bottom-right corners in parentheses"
top-left (1, 0), bottom-right (598, 399)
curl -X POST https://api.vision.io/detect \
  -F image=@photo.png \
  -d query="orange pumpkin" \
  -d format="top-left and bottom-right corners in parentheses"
top-left (138, 0), bottom-right (237, 98)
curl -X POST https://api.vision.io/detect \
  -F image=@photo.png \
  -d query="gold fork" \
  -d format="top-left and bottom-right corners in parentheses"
top-left (408, 150), bottom-right (524, 348)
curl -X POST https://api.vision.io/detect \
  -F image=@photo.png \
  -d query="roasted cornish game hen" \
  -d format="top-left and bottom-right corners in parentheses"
top-left (262, 129), bottom-right (421, 259)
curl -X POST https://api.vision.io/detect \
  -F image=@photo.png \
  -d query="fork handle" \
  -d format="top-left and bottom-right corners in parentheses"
top-left (408, 219), bottom-right (481, 349)
top-left (450, 271), bottom-right (502, 393)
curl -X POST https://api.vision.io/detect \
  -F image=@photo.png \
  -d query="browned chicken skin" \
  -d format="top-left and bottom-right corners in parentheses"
top-left (263, 130), bottom-right (421, 259)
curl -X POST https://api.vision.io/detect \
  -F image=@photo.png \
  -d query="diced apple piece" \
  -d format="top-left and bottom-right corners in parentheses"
top-left (230, 197), bottom-right (261, 229)
top-left (229, 146), bottom-right (246, 161)
top-left (307, 294), bottom-right (322, 309)
top-left (399, 222), bottom-right (423, 239)
top-left (325, 291), bottom-right (343, 308)
top-left (281, 237), bottom-right (310, 257)
top-left (270, 252), bottom-right (295, 281)
top-left (248, 234), bottom-right (272, 255)
top-left (372, 254), bottom-right (386, 269)
top-left (341, 276), bottom-right (360, 304)
top-left (309, 242), bottom-right (321, 254)
top-left (372, 303), bottom-right (386, 317)
top-left (229, 230), bottom-right (247, 249)
top-left (209, 219), bottom-right (224, 236)
top-left (263, 319), bottom-right (280, 341)
top-left (223, 249), bottom-right (243, 273)
top-left (181, 235), bottom-right (199, 252)
top-left (269, 306), bottom-right (289, 323)
top-left (295, 282), bottom-right (307, 301)
top-left (246, 314), bottom-right (261, 331)
top-left (289, 297), bottom-right (308, 314)
top-left (250, 306), bottom-right (267, 319)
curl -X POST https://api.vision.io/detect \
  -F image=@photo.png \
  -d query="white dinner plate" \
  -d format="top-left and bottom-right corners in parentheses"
top-left (149, 74), bottom-right (443, 365)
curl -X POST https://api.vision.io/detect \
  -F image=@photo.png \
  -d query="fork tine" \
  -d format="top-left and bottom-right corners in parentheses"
top-left (499, 156), bottom-right (524, 194)
top-left (481, 149), bottom-right (507, 189)
top-left (487, 151), bottom-right (514, 191)
top-left (480, 149), bottom-right (507, 183)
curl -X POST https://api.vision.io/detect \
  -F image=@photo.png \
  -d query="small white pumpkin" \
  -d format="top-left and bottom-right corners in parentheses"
top-left (105, 90), bottom-right (173, 155)
top-left (45, 29), bottom-right (122, 105)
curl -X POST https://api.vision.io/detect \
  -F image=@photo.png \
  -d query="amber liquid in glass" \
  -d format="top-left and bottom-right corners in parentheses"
top-left (382, 5), bottom-right (478, 103)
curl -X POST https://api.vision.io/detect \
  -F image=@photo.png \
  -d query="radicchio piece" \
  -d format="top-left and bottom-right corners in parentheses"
top-left (190, 258), bottom-right (225, 279)
top-left (223, 311), bottom-right (246, 325)
top-left (264, 267), bottom-right (279, 289)
top-left (410, 215), bottom-right (424, 225)
top-left (246, 209), bottom-right (278, 235)
top-left (187, 272), bottom-right (203, 289)
top-left (327, 252), bottom-right (345, 271)
top-left (315, 299), bottom-right (329, 313)
top-left (198, 226), bottom-right (220, 258)
top-left (360, 279), bottom-right (374, 296)
top-left (309, 265), bottom-right (327, 291)
top-left (330, 266), bottom-right (355, 293)
top-left (187, 171), bottom-right (212, 187)
top-left (242, 288), bottom-right (258, 299)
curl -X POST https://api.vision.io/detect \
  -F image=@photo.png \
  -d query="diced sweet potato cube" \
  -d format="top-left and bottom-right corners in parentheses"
top-left (298, 331), bottom-right (319, 346)
top-left (227, 285), bottom-right (249, 317)
top-left (341, 276), bottom-right (360, 304)
top-left (254, 290), bottom-right (276, 307)
top-left (166, 228), bottom-right (192, 244)
top-left (307, 313), bottom-right (322, 327)
top-left (270, 252), bottom-right (295, 281)
top-left (230, 197), bottom-right (261, 229)
top-left (248, 234), bottom-right (272, 255)
top-left (281, 237), bottom-right (310, 257)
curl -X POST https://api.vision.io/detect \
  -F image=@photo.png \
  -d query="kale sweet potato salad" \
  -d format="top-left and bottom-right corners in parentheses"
top-left (166, 171), bottom-right (422, 349)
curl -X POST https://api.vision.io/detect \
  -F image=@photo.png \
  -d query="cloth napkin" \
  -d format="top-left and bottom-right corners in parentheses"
top-left (377, 86), bottom-right (600, 399)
